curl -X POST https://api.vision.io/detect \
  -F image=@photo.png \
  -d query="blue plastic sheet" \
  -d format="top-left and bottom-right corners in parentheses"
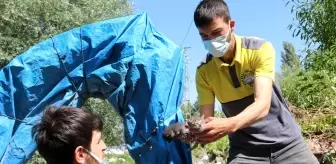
top-left (0, 12), bottom-right (192, 164)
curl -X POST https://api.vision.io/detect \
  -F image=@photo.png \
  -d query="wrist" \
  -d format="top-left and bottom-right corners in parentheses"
top-left (226, 117), bottom-right (241, 133)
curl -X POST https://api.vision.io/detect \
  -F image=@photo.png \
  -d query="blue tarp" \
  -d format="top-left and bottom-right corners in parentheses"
top-left (0, 12), bottom-right (192, 164)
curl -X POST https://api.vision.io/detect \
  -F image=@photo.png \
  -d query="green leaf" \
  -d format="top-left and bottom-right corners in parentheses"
top-left (286, 1), bottom-right (290, 7)
top-left (285, 0), bottom-right (336, 49)
top-left (296, 29), bottom-right (301, 37)
top-left (293, 29), bottom-right (296, 37)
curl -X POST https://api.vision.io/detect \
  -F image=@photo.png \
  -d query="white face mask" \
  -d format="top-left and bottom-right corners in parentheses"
top-left (202, 26), bottom-right (231, 58)
top-left (85, 149), bottom-right (108, 164)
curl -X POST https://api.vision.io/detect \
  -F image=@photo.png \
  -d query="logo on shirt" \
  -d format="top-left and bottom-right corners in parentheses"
top-left (240, 70), bottom-right (254, 87)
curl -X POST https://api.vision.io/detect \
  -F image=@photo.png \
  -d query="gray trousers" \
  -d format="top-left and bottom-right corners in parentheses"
top-left (227, 137), bottom-right (319, 164)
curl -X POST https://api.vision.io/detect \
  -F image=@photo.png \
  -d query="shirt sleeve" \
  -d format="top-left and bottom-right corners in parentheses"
top-left (195, 69), bottom-right (215, 105)
top-left (252, 41), bottom-right (275, 82)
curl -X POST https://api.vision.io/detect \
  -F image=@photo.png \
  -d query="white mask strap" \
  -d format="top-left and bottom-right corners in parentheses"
top-left (85, 149), bottom-right (105, 163)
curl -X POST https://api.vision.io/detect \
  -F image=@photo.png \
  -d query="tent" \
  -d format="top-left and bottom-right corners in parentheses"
top-left (0, 12), bottom-right (192, 164)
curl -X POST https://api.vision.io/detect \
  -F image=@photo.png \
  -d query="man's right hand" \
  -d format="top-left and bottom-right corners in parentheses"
top-left (188, 103), bottom-right (215, 134)
top-left (162, 104), bottom-right (215, 143)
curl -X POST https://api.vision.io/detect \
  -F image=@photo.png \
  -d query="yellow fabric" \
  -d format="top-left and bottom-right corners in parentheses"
top-left (196, 34), bottom-right (275, 105)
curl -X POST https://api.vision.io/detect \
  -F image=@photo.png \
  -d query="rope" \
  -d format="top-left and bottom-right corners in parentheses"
top-left (180, 19), bottom-right (193, 47)
top-left (51, 37), bottom-right (82, 98)
top-left (80, 28), bottom-right (90, 99)
top-left (0, 114), bottom-right (35, 126)
top-left (51, 28), bottom-right (95, 106)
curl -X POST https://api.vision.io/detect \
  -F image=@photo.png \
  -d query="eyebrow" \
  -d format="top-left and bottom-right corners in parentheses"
top-left (212, 27), bottom-right (223, 33)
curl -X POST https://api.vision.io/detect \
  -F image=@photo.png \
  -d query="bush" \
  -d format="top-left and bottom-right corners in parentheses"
top-left (280, 70), bottom-right (336, 109)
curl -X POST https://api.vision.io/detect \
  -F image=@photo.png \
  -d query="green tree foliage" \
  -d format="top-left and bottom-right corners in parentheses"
top-left (181, 101), bottom-right (198, 119)
top-left (286, 0), bottom-right (336, 50)
top-left (0, 0), bottom-right (133, 68)
top-left (193, 97), bottom-right (200, 113)
top-left (27, 152), bottom-right (46, 164)
top-left (281, 41), bottom-right (300, 71)
top-left (180, 97), bottom-right (200, 119)
top-left (84, 98), bottom-right (125, 146)
top-left (304, 45), bottom-right (336, 73)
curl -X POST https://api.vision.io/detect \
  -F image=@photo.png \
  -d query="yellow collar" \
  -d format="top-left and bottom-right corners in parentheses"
top-left (214, 34), bottom-right (242, 69)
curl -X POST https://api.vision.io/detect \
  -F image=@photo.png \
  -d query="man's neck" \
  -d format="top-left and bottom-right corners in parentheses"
top-left (220, 35), bottom-right (236, 64)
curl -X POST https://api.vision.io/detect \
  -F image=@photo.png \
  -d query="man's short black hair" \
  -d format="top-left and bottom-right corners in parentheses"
top-left (194, 0), bottom-right (231, 28)
top-left (32, 106), bottom-right (103, 164)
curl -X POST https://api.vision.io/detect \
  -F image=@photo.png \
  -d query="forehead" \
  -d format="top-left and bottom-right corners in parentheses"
top-left (198, 17), bottom-right (229, 34)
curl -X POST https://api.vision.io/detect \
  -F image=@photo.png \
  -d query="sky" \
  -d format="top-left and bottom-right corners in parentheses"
top-left (133, 0), bottom-right (305, 105)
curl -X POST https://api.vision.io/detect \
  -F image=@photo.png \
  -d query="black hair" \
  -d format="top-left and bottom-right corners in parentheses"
top-left (194, 0), bottom-right (231, 28)
top-left (32, 106), bottom-right (103, 164)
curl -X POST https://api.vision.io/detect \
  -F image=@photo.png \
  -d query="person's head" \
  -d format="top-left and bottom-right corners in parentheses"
top-left (32, 106), bottom-right (106, 164)
top-left (194, 0), bottom-right (236, 58)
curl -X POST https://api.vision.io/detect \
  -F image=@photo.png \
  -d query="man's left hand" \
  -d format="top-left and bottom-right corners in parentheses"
top-left (193, 117), bottom-right (237, 144)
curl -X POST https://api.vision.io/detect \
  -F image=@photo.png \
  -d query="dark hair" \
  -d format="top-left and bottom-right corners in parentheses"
top-left (194, 0), bottom-right (231, 28)
top-left (32, 106), bottom-right (103, 164)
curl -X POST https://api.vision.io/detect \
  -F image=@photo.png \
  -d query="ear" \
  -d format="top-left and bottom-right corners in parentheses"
top-left (74, 146), bottom-right (87, 164)
top-left (230, 20), bottom-right (235, 32)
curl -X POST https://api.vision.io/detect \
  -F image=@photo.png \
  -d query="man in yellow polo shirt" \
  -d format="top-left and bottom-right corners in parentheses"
top-left (190, 0), bottom-right (319, 163)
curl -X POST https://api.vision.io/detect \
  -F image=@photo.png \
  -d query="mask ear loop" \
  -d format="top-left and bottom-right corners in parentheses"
top-left (84, 148), bottom-right (104, 163)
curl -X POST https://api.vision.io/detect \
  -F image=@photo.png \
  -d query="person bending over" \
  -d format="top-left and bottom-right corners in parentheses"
top-left (190, 0), bottom-right (318, 163)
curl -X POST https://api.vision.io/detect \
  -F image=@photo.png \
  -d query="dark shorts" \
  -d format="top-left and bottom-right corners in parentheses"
top-left (227, 137), bottom-right (319, 164)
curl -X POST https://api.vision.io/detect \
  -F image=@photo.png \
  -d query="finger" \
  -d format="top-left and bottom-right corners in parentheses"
top-left (197, 133), bottom-right (226, 144)
top-left (195, 138), bottom-right (216, 142)
top-left (189, 124), bottom-right (210, 134)
top-left (197, 132), bottom-right (224, 142)
top-left (189, 125), bottom-right (207, 133)
top-left (183, 128), bottom-right (190, 134)
top-left (200, 120), bottom-right (217, 132)
top-left (194, 129), bottom-right (215, 138)
top-left (199, 123), bottom-right (209, 132)
top-left (203, 117), bottom-right (214, 123)
top-left (197, 134), bottom-right (217, 142)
